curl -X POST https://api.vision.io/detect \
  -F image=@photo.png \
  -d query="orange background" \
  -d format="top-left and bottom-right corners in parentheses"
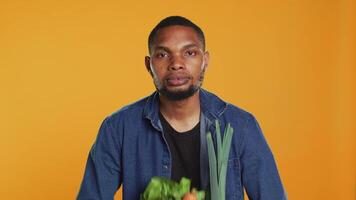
top-left (1, 0), bottom-right (355, 199)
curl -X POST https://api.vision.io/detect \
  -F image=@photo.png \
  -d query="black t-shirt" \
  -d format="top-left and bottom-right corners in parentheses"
top-left (159, 112), bottom-right (201, 189)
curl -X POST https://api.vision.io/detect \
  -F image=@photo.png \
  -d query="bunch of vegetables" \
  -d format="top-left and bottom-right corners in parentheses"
top-left (141, 120), bottom-right (233, 200)
top-left (206, 120), bottom-right (234, 200)
top-left (141, 177), bottom-right (205, 200)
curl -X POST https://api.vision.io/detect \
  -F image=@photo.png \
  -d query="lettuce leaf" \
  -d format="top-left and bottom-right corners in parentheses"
top-left (141, 177), bottom-right (205, 200)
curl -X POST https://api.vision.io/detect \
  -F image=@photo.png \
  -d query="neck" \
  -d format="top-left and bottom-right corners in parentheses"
top-left (159, 90), bottom-right (201, 132)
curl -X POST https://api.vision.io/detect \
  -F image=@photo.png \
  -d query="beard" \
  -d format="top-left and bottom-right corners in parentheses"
top-left (158, 84), bottom-right (200, 101)
top-left (154, 68), bottom-right (206, 101)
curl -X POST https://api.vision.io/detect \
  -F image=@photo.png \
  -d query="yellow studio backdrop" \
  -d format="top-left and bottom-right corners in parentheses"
top-left (1, 0), bottom-right (355, 199)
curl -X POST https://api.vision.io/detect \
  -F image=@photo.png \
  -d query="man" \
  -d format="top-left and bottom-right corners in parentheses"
top-left (77, 16), bottom-right (287, 200)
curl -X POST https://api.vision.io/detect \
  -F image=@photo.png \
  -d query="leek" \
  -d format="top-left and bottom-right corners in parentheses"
top-left (206, 120), bottom-right (234, 200)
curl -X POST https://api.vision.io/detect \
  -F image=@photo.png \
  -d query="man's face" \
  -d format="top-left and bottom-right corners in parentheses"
top-left (145, 25), bottom-right (209, 101)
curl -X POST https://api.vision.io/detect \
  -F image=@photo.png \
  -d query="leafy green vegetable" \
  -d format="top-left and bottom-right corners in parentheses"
top-left (141, 177), bottom-right (205, 200)
top-left (206, 120), bottom-right (234, 200)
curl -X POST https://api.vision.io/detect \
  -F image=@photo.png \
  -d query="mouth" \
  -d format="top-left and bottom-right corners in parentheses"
top-left (165, 74), bottom-right (190, 87)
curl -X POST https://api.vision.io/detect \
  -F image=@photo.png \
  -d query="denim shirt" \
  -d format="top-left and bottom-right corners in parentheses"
top-left (77, 89), bottom-right (287, 200)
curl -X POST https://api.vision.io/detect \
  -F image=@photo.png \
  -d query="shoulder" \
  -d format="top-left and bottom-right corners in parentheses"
top-left (225, 103), bottom-right (256, 123)
top-left (103, 94), bottom-right (151, 126)
top-left (206, 91), bottom-right (258, 129)
top-left (201, 89), bottom-right (256, 122)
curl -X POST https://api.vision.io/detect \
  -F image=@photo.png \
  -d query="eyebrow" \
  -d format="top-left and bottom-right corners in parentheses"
top-left (181, 43), bottom-right (200, 50)
top-left (154, 43), bottom-right (201, 53)
top-left (154, 46), bottom-right (171, 53)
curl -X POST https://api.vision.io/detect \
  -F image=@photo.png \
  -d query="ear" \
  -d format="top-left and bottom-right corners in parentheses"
top-left (145, 56), bottom-right (153, 77)
top-left (203, 51), bottom-right (210, 70)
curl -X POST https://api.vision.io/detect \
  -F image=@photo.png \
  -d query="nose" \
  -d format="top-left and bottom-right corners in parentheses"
top-left (168, 54), bottom-right (185, 71)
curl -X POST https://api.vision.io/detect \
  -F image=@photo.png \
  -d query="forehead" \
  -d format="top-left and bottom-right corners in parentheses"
top-left (153, 25), bottom-right (202, 49)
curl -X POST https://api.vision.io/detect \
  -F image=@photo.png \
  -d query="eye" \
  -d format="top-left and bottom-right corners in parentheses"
top-left (185, 50), bottom-right (196, 56)
top-left (156, 52), bottom-right (168, 58)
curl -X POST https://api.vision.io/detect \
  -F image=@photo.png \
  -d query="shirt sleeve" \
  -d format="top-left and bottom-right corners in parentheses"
top-left (77, 117), bottom-right (122, 200)
top-left (240, 115), bottom-right (288, 200)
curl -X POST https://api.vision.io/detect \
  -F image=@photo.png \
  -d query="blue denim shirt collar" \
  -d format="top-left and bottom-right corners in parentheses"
top-left (143, 88), bottom-right (228, 131)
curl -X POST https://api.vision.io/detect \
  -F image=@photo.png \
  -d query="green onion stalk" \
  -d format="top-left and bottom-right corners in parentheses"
top-left (206, 120), bottom-right (234, 200)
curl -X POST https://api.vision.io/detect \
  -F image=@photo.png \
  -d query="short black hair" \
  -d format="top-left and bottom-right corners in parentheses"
top-left (148, 16), bottom-right (205, 54)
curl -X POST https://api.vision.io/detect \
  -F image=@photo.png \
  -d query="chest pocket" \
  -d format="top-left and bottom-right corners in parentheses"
top-left (225, 157), bottom-right (243, 200)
